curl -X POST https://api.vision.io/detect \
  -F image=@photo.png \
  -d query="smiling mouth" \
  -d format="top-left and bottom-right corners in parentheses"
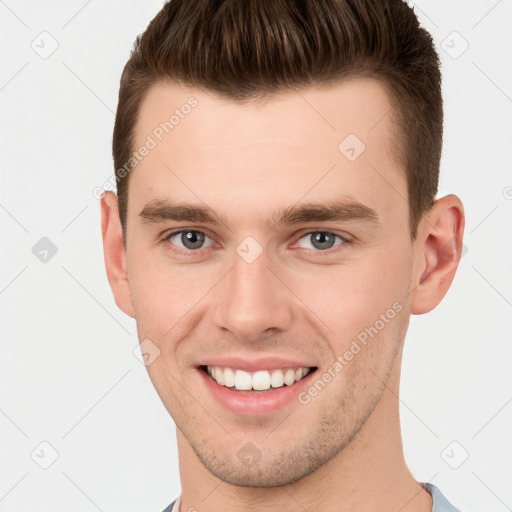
top-left (199, 365), bottom-right (318, 393)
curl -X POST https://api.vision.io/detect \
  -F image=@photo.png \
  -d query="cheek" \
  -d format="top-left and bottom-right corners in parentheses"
top-left (285, 247), bottom-right (412, 347)
top-left (127, 254), bottom-right (215, 337)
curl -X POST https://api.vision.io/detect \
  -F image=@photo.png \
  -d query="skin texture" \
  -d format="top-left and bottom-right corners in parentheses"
top-left (101, 78), bottom-right (464, 512)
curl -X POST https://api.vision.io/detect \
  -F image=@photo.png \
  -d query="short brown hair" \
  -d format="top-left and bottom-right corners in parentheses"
top-left (112, 0), bottom-right (442, 242)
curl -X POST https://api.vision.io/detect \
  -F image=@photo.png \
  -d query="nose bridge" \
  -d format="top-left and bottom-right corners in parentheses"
top-left (213, 248), bottom-right (292, 341)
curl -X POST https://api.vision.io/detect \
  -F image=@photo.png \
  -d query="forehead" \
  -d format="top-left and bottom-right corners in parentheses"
top-left (134, 78), bottom-right (397, 151)
top-left (128, 78), bottom-right (406, 229)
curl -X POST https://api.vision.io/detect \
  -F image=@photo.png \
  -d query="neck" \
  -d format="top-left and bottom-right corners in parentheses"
top-left (176, 357), bottom-right (432, 512)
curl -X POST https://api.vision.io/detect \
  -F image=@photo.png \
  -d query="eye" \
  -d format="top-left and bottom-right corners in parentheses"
top-left (296, 231), bottom-right (347, 251)
top-left (165, 230), bottom-right (214, 251)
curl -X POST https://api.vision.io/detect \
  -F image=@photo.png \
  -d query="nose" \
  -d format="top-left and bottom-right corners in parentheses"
top-left (212, 250), bottom-right (293, 344)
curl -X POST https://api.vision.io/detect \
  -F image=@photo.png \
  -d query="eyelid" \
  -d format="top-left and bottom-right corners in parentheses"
top-left (292, 227), bottom-right (352, 242)
top-left (162, 227), bottom-right (216, 242)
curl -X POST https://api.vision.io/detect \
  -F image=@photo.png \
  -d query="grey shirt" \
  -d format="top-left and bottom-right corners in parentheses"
top-left (161, 482), bottom-right (462, 511)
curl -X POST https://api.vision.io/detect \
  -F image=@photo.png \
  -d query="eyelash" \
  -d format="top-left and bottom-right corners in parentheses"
top-left (160, 228), bottom-right (352, 257)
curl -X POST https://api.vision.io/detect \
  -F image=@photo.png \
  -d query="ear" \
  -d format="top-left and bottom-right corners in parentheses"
top-left (410, 194), bottom-right (465, 315)
top-left (100, 191), bottom-right (135, 318)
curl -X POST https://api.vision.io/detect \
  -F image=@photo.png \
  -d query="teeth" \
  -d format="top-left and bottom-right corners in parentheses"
top-left (234, 370), bottom-right (252, 390)
top-left (223, 367), bottom-right (235, 387)
top-left (252, 371), bottom-right (270, 391)
top-left (284, 368), bottom-right (296, 385)
top-left (206, 365), bottom-right (312, 391)
top-left (270, 369), bottom-right (284, 388)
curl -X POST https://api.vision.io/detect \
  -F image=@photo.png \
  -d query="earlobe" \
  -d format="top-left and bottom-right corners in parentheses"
top-left (100, 191), bottom-right (135, 318)
top-left (410, 195), bottom-right (465, 315)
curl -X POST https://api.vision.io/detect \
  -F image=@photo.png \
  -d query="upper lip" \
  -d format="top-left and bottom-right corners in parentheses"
top-left (197, 356), bottom-right (317, 372)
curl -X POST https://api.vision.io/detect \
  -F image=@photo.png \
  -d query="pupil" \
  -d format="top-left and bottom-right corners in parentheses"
top-left (182, 231), bottom-right (204, 249)
top-left (312, 232), bottom-right (334, 250)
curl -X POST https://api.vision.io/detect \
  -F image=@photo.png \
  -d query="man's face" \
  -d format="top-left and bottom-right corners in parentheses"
top-left (124, 78), bottom-right (416, 486)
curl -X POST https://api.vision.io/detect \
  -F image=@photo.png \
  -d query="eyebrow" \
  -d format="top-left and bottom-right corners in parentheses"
top-left (139, 199), bottom-right (379, 230)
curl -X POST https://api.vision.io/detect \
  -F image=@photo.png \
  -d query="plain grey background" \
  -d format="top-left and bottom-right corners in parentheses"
top-left (1, 1), bottom-right (511, 511)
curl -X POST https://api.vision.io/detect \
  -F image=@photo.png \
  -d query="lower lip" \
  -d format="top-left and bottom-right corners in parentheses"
top-left (198, 367), bottom-right (317, 415)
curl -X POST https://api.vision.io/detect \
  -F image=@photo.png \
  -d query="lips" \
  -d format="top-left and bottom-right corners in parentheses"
top-left (198, 362), bottom-right (318, 415)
